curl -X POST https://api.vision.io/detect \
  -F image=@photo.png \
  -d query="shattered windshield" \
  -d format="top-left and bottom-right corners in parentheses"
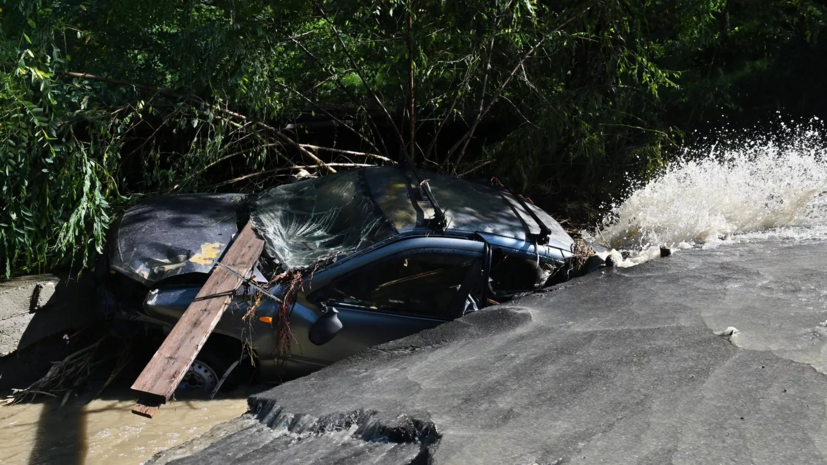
top-left (250, 170), bottom-right (396, 269)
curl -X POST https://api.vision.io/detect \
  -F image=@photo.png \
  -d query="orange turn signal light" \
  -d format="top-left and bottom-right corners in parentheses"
top-left (259, 316), bottom-right (273, 324)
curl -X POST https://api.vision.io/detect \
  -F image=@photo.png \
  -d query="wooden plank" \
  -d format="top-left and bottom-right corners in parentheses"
top-left (130, 222), bottom-right (265, 410)
top-left (132, 399), bottom-right (161, 418)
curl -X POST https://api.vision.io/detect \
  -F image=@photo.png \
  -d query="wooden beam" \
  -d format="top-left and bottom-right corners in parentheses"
top-left (132, 399), bottom-right (161, 418)
top-left (130, 222), bottom-right (265, 415)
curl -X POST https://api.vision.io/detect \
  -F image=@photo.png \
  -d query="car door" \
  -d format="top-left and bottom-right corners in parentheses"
top-left (292, 246), bottom-right (483, 367)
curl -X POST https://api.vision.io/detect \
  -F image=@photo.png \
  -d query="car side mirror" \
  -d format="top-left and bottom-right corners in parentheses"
top-left (308, 307), bottom-right (343, 346)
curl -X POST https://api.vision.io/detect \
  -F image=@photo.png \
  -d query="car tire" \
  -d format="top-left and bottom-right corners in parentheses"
top-left (177, 349), bottom-right (240, 394)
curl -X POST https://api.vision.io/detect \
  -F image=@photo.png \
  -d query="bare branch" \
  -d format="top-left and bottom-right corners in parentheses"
top-left (297, 144), bottom-right (393, 163)
top-left (171, 142), bottom-right (285, 192)
top-left (60, 71), bottom-right (345, 174)
top-left (448, 0), bottom-right (514, 165)
top-left (274, 131), bottom-right (337, 173)
top-left (423, 56), bottom-right (480, 163)
top-left (284, 32), bottom-right (391, 156)
top-left (205, 163), bottom-right (374, 189)
top-left (445, 4), bottom-right (591, 166)
top-left (408, 0), bottom-right (416, 160)
top-left (272, 80), bottom-right (384, 155)
top-left (458, 159), bottom-right (494, 177)
top-left (312, 1), bottom-right (407, 152)
top-left (500, 94), bottom-right (537, 128)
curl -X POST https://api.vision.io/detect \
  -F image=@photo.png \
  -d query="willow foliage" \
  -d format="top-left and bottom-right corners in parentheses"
top-left (1, 0), bottom-right (824, 277)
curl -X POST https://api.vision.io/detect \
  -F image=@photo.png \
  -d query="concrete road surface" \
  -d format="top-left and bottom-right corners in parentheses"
top-left (150, 239), bottom-right (827, 465)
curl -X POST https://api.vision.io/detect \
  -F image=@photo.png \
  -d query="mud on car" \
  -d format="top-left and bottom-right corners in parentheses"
top-left (97, 167), bottom-right (603, 392)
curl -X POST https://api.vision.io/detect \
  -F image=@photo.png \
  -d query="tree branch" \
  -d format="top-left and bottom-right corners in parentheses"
top-left (444, 4), bottom-right (591, 167)
top-left (272, 80), bottom-right (384, 155)
top-left (56, 71), bottom-right (337, 174)
top-left (422, 55), bottom-right (480, 163)
top-left (283, 32), bottom-right (391, 156)
top-left (203, 163), bottom-right (373, 189)
top-left (297, 144), bottom-right (393, 163)
top-left (274, 132), bottom-right (337, 173)
top-left (408, 0), bottom-right (416, 160)
top-left (437, 0), bottom-right (513, 167)
top-left (312, 1), bottom-right (408, 154)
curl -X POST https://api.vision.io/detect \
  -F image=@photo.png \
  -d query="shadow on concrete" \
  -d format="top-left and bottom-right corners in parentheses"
top-left (0, 274), bottom-right (100, 393)
top-left (16, 274), bottom-right (98, 353)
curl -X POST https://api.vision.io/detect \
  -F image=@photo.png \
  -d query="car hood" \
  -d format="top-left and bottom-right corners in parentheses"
top-left (109, 193), bottom-right (247, 286)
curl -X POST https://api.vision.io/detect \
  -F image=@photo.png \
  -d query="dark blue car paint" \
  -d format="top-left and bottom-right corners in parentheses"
top-left (113, 173), bottom-right (576, 382)
top-left (140, 235), bottom-right (578, 380)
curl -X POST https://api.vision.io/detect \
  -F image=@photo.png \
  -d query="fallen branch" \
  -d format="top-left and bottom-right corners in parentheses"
top-left (172, 142), bottom-right (284, 191)
top-left (297, 144), bottom-right (393, 163)
top-left (273, 131), bottom-right (337, 173)
top-left (57, 71), bottom-right (337, 174)
top-left (7, 337), bottom-right (110, 405)
top-left (203, 163), bottom-right (374, 189)
top-left (273, 80), bottom-right (385, 156)
top-left (458, 159), bottom-right (494, 177)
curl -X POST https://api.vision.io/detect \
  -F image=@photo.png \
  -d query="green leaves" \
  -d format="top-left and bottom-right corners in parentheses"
top-left (0, 14), bottom-right (128, 278)
top-left (0, 0), bottom-right (823, 277)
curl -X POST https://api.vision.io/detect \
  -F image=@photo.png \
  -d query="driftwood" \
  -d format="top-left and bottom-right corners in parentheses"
top-left (6, 336), bottom-right (108, 406)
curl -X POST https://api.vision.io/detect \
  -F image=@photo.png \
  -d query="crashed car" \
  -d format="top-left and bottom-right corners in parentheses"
top-left (99, 166), bottom-right (600, 391)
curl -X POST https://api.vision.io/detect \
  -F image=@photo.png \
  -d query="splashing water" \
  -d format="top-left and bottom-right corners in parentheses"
top-left (585, 125), bottom-right (827, 265)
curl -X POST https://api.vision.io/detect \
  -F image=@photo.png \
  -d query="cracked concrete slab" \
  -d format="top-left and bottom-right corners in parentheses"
top-left (0, 274), bottom-right (97, 357)
top-left (149, 239), bottom-right (827, 464)
top-left (0, 275), bottom-right (59, 356)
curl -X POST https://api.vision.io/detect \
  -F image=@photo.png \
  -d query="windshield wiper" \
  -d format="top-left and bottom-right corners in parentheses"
top-left (401, 148), bottom-right (447, 231)
top-left (491, 177), bottom-right (551, 245)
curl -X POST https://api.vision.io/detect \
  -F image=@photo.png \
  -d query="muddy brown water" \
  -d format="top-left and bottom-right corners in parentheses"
top-left (0, 387), bottom-right (262, 465)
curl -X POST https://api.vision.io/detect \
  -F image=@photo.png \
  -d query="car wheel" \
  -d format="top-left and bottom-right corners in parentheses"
top-left (177, 350), bottom-right (238, 393)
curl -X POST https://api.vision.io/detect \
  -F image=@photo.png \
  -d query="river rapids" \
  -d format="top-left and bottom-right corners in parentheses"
top-left (586, 122), bottom-right (827, 266)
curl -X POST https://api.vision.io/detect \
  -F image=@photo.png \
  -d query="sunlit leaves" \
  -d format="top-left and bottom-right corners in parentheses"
top-left (0, 0), bottom-right (823, 277)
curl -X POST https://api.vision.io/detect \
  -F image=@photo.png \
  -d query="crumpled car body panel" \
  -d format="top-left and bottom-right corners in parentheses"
top-left (249, 167), bottom-right (574, 270)
top-left (109, 193), bottom-right (246, 286)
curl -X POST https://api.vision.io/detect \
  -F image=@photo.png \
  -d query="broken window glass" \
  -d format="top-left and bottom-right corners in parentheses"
top-left (325, 249), bottom-right (479, 319)
top-left (250, 170), bottom-right (396, 269)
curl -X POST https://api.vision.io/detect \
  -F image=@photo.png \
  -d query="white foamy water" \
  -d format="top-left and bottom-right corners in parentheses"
top-left (586, 124), bottom-right (827, 265)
